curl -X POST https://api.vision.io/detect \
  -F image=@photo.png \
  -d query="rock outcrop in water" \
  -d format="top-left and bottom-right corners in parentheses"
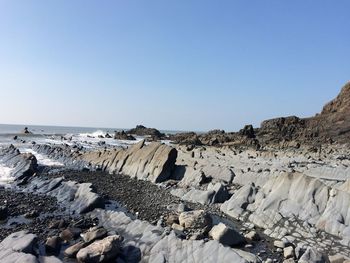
top-left (21, 127), bottom-right (32, 134)
top-left (127, 125), bottom-right (165, 140)
top-left (113, 130), bottom-right (136, 140)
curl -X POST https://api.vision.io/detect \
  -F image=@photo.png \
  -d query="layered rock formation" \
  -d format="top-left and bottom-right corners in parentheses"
top-left (0, 145), bottom-right (37, 184)
top-left (81, 140), bottom-right (177, 183)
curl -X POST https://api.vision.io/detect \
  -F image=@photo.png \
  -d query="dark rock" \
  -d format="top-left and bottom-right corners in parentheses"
top-left (239, 125), bottom-right (255, 138)
top-left (114, 130), bottom-right (136, 140)
top-left (0, 206), bottom-right (8, 220)
top-left (45, 236), bottom-right (61, 255)
top-left (59, 228), bottom-right (81, 242)
top-left (22, 127), bottom-right (32, 134)
top-left (24, 210), bottom-right (39, 218)
top-left (128, 125), bottom-right (165, 139)
top-left (170, 132), bottom-right (202, 146)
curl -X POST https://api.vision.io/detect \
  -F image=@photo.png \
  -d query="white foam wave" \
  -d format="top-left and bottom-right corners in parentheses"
top-left (22, 149), bottom-right (64, 167)
top-left (78, 130), bottom-right (107, 138)
top-left (0, 164), bottom-right (15, 185)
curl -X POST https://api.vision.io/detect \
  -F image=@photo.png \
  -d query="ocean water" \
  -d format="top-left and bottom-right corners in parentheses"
top-left (0, 164), bottom-right (14, 185)
top-left (0, 124), bottom-right (180, 136)
top-left (0, 123), bottom-right (124, 135)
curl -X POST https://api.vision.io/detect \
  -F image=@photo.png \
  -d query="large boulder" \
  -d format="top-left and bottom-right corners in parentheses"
top-left (81, 226), bottom-right (107, 243)
top-left (76, 235), bottom-right (123, 263)
top-left (127, 125), bottom-right (165, 139)
top-left (178, 210), bottom-right (212, 231)
top-left (209, 223), bottom-right (246, 247)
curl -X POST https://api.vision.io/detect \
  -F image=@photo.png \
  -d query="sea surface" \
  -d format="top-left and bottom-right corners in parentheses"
top-left (0, 123), bottom-right (179, 146)
top-left (0, 123), bottom-right (180, 136)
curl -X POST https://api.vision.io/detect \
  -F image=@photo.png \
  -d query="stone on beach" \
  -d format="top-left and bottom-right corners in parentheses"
top-left (76, 235), bottom-right (123, 263)
top-left (178, 210), bottom-right (212, 230)
top-left (209, 223), bottom-right (246, 247)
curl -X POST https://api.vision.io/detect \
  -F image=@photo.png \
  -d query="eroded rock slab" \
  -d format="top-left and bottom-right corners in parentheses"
top-left (82, 141), bottom-right (177, 183)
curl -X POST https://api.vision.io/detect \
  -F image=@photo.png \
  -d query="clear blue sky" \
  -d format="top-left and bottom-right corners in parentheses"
top-left (0, 1), bottom-right (349, 131)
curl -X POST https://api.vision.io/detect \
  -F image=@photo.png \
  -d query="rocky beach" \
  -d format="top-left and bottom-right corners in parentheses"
top-left (0, 82), bottom-right (350, 263)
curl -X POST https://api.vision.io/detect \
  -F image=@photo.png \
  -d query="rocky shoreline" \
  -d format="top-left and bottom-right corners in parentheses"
top-left (1, 82), bottom-right (350, 262)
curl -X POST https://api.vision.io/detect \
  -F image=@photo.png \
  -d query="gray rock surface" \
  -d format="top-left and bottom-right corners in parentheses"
top-left (82, 141), bottom-right (177, 183)
top-left (0, 249), bottom-right (38, 263)
top-left (0, 145), bottom-right (37, 183)
top-left (0, 231), bottom-right (39, 263)
top-left (149, 232), bottom-right (250, 263)
top-left (298, 247), bottom-right (328, 263)
top-left (0, 231), bottom-right (38, 254)
top-left (26, 177), bottom-right (105, 215)
top-left (89, 209), bottom-right (252, 263)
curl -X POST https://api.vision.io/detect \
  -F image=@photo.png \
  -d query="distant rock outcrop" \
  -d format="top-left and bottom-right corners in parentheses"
top-left (127, 125), bottom-right (165, 140)
top-left (170, 82), bottom-right (350, 147)
top-left (21, 127), bottom-right (32, 134)
top-left (113, 130), bottom-right (136, 141)
top-left (257, 81), bottom-right (350, 145)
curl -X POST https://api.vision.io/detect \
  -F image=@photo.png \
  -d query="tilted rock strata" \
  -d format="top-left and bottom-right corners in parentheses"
top-left (81, 141), bottom-right (178, 183)
top-left (221, 172), bottom-right (350, 247)
top-left (89, 209), bottom-right (253, 263)
top-left (0, 145), bottom-right (37, 184)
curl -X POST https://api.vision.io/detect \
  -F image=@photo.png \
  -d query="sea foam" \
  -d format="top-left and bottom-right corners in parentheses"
top-left (0, 164), bottom-right (14, 185)
top-left (22, 149), bottom-right (64, 167)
